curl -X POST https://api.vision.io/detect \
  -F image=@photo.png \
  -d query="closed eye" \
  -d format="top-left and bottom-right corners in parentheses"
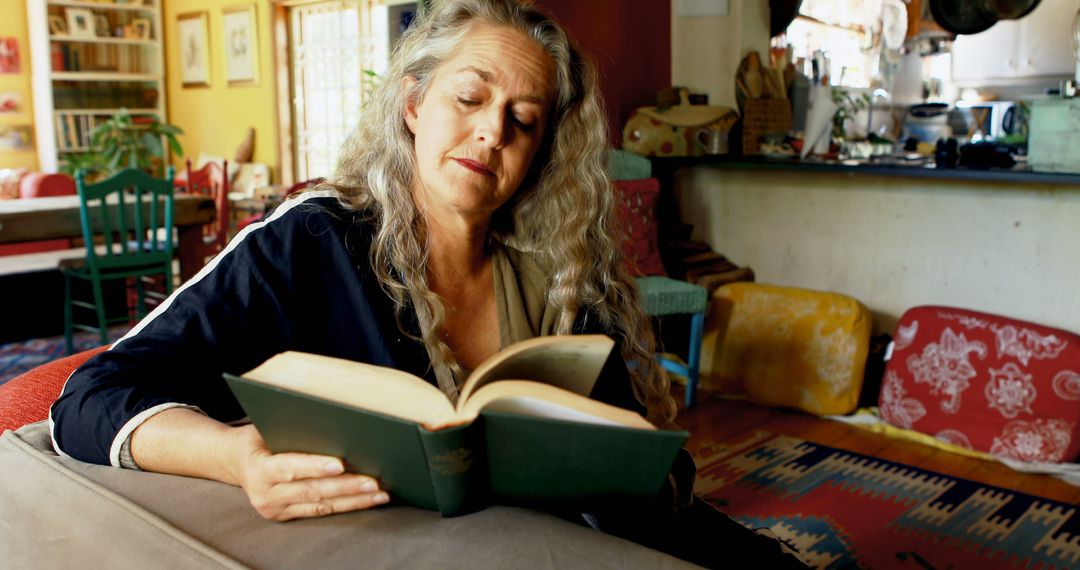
top-left (513, 116), bottom-right (535, 132)
top-left (457, 97), bottom-right (480, 107)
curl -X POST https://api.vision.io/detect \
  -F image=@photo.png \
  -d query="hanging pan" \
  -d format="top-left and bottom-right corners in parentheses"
top-left (982, 0), bottom-right (1041, 20)
top-left (929, 0), bottom-right (998, 34)
top-left (930, 0), bottom-right (1042, 35)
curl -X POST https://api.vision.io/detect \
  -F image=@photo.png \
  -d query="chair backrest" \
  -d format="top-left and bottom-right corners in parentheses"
top-left (75, 167), bottom-right (175, 273)
top-left (283, 177), bottom-right (325, 198)
top-left (19, 172), bottom-right (77, 199)
top-left (185, 159), bottom-right (229, 253)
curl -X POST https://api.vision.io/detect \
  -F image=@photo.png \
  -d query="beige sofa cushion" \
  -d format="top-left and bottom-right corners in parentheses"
top-left (0, 422), bottom-right (694, 569)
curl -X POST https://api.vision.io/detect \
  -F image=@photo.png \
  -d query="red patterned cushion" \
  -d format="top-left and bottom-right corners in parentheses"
top-left (879, 306), bottom-right (1080, 463)
top-left (614, 178), bottom-right (666, 277)
top-left (0, 346), bottom-right (108, 432)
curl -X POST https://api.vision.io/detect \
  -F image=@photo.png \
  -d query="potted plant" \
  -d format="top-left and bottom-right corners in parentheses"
top-left (830, 88), bottom-right (872, 141)
top-left (58, 151), bottom-right (110, 182)
top-left (64, 109), bottom-right (184, 180)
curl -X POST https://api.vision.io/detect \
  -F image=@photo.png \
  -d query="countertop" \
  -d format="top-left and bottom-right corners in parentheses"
top-left (649, 155), bottom-right (1080, 186)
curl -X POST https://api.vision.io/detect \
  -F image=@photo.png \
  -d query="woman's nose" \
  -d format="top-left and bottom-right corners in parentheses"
top-left (474, 108), bottom-right (507, 148)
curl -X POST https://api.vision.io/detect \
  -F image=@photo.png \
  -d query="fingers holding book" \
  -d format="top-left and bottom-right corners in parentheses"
top-left (271, 475), bottom-right (391, 521)
top-left (237, 430), bottom-right (390, 521)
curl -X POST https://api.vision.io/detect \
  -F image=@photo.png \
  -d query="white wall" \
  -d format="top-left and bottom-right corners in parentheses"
top-left (676, 168), bottom-right (1080, 336)
top-left (671, 0), bottom-right (770, 109)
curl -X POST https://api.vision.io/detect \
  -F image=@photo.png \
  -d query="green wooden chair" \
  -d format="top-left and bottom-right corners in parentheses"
top-left (609, 150), bottom-right (708, 407)
top-left (63, 167), bottom-right (176, 354)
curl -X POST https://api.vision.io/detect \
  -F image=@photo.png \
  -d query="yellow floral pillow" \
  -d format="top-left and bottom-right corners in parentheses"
top-left (700, 282), bottom-right (872, 415)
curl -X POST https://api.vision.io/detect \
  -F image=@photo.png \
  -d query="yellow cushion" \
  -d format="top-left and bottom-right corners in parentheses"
top-left (700, 282), bottom-right (872, 415)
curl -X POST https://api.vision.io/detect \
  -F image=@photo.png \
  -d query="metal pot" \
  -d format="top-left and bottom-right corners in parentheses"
top-left (769, 0), bottom-right (803, 37)
top-left (929, 0), bottom-right (997, 34)
top-left (929, 0), bottom-right (1041, 35)
top-left (982, 0), bottom-right (1040, 20)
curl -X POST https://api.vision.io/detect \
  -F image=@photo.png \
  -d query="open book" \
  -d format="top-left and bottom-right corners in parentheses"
top-left (224, 335), bottom-right (687, 517)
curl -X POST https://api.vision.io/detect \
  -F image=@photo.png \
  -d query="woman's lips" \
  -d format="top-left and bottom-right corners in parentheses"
top-left (452, 158), bottom-right (495, 176)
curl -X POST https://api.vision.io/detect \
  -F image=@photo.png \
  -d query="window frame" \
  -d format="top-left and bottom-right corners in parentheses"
top-left (271, 0), bottom-right (385, 186)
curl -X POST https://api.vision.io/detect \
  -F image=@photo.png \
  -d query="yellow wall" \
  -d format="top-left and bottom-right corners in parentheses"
top-left (0, 0), bottom-right (38, 171)
top-left (163, 0), bottom-right (279, 180)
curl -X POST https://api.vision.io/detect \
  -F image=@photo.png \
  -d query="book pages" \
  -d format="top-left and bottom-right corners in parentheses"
top-left (244, 351), bottom-right (457, 426)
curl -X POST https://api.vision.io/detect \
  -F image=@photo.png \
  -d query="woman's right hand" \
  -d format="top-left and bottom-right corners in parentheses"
top-left (229, 424), bottom-right (390, 521)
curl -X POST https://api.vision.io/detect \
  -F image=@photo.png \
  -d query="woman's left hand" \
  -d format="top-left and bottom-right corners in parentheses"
top-left (130, 407), bottom-right (390, 521)
top-left (229, 423), bottom-right (390, 521)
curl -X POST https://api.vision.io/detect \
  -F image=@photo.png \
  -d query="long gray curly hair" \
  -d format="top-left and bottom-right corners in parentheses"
top-left (324, 0), bottom-right (676, 427)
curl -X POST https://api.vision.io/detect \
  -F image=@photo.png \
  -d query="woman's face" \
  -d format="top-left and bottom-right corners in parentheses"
top-left (404, 24), bottom-right (556, 225)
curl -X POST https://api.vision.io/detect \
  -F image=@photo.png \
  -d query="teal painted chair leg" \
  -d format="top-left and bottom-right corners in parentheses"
top-left (63, 271), bottom-right (74, 355)
top-left (685, 312), bottom-right (706, 408)
top-left (658, 358), bottom-right (688, 380)
top-left (165, 263), bottom-right (174, 295)
top-left (654, 310), bottom-right (707, 408)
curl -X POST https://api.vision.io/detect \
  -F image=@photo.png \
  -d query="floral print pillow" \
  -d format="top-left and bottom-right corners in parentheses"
top-left (880, 306), bottom-right (1080, 463)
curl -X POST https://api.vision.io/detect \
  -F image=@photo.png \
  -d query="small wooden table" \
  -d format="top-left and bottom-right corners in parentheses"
top-left (0, 194), bottom-right (216, 282)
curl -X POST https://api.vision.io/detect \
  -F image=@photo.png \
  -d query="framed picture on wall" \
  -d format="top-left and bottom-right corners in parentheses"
top-left (0, 126), bottom-right (34, 151)
top-left (222, 4), bottom-right (259, 85)
top-left (0, 92), bottom-right (21, 114)
top-left (177, 12), bottom-right (211, 87)
top-left (0, 38), bottom-right (19, 74)
top-left (66, 8), bottom-right (96, 39)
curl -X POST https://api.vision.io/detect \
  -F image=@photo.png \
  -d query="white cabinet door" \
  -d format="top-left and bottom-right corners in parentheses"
top-left (952, 0), bottom-right (1078, 83)
top-left (1015, 0), bottom-right (1078, 77)
top-left (952, 20), bottom-right (1020, 82)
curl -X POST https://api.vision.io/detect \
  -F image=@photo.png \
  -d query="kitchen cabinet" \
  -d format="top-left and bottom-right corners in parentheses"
top-left (951, 20), bottom-right (1019, 82)
top-left (1015, 0), bottom-right (1078, 78)
top-left (952, 0), bottom-right (1077, 84)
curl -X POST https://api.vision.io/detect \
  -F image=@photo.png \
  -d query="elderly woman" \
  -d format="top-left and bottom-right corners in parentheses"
top-left (51, 0), bottom-right (803, 566)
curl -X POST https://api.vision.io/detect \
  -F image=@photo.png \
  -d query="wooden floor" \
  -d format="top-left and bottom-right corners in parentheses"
top-left (674, 389), bottom-right (1080, 505)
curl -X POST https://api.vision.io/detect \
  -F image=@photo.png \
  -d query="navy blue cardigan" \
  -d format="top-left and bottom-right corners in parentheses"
top-left (50, 191), bottom-right (640, 466)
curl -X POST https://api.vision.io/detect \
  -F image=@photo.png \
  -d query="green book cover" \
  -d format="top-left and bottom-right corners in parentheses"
top-left (224, 376), bottom-right (447, 511)
top-left (481, 412), bottom-right (687, 511)
top-left (222, 335), bottom-right (689, 517)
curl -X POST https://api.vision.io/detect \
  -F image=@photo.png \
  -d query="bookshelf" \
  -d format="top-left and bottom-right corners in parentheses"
top-left (26, 0), bottom-right (166, 172)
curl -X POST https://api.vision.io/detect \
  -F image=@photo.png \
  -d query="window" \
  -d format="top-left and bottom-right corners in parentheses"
top-left (286, 0), bottom-right (388, 182)
top-left (785, 0), bottom-right (896, 88)
top-left (786, 17), bottom-right (872, 87)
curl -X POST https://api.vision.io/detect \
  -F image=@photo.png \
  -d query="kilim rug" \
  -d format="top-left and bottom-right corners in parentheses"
top-left (0, 327), bottom-right (128, 386)
top-left (695, 430), bottom-right (1080, 570)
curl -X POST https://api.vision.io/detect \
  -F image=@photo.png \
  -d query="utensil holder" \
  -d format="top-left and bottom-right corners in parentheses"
top-left (741, 99), bottom-right (792, 155)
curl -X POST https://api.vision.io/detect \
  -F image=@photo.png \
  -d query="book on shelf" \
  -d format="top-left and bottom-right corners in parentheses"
top-left (224, 334), bottom-right (688, 517)
top-left (53, 116), bottom-right (65, 151)
top-left (50, 43), bottom-right (64, 72)
top-left (64, 114), bottom-right (78, 150)
top-left (68, 45), bottom-right (80, 72)
top-left (80, 116), bottom-right (93, 149)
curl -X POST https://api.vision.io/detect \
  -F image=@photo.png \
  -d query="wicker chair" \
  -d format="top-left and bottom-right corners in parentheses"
top-left (610, 150), bottom-right (708, 407)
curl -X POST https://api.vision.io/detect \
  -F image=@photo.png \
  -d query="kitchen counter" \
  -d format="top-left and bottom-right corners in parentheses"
top-left (649, 155), bottom-right (1080, 186)
top-left (663, 157), bottom-right (1080, 339)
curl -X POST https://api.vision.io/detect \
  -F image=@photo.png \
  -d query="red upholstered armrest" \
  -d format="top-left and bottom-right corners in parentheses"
top-left (0, 346), bottom-right (109, 432)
